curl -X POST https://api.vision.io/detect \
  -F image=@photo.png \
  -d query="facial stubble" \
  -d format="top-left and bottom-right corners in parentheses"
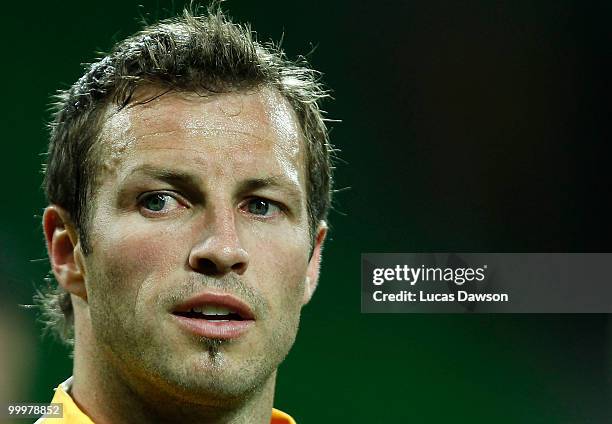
top-left (85, 257), bottom-right (304, 405)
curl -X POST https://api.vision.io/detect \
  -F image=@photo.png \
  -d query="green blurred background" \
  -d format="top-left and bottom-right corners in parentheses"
top-left (1, 0), bottom-right (611, 422)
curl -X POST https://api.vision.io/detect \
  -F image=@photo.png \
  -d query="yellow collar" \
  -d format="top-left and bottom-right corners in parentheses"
top-left (37, 377), bottom-right (296, 424)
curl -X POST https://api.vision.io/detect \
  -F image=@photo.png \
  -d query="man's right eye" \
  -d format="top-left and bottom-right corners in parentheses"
top-left (138, 192), bottom-right (184, 214)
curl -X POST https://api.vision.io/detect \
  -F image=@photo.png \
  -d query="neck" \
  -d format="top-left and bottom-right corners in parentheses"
top-left (70, 302), bottom-right (276, 424)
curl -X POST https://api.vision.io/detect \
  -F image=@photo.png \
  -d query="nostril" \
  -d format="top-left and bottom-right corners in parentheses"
top-left (231, 262), bottom-right (246, 273)
top-left (188, 241), bottom-right (249, 275)
top-left (198, 258), bottom-right (219, 275)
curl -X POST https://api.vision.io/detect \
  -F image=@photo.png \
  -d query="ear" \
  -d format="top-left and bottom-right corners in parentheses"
top-left (302, 221), bottom-right (328, 305)
top-left (42, 205), bottom-right (88, 301)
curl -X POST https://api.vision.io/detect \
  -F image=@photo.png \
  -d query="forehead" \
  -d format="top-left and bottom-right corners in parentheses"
top-left (97, 86), bottom-right (304, 177)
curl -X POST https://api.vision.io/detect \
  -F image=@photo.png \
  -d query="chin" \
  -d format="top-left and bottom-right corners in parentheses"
top-left (137, 346), bottom-right (276, 402)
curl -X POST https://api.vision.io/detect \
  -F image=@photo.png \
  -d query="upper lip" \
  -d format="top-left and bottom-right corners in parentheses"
top-left (172, 291), bottom-right (255, 320)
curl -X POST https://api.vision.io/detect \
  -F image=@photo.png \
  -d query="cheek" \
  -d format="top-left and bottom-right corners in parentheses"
top-left (87, 223), bottom-right (186, 320)
top-left (92, 218), bottom-right (186, 274)
top-left (247, 225), bottom-right (310, 313)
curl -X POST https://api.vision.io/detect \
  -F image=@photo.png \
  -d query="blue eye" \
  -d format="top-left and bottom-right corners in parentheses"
top-left (140, 193), bottom-right (182, 213)
top-left (245, 198), bottom-right (281, 217)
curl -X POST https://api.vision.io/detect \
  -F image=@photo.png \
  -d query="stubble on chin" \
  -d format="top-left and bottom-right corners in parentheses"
top-left (198, 337), bottom-right (227, 363)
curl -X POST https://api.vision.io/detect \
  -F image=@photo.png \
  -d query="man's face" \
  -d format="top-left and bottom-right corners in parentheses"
top-left (78, 87), bottom-right (322, 402)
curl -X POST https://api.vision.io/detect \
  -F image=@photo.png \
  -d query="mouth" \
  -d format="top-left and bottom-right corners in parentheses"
top-left (174, 305), bottom-right (246, 321)
top-left (171, 292), bottom-right (255, 340)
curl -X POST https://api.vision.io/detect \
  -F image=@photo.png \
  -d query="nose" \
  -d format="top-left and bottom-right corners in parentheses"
top-left (188, 207), bottom-right (249, 276)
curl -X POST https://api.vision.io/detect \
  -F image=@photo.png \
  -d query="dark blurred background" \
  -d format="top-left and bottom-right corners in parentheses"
top-left (1, 0), bottom-right (611, 422)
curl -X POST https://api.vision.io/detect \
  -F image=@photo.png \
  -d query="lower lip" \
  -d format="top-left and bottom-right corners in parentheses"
top-left (172, 315), bottom-right (255, 340)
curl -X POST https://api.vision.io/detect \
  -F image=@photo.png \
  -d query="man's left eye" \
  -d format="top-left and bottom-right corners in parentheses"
top-left (243, 198), bottom-right (281, 217)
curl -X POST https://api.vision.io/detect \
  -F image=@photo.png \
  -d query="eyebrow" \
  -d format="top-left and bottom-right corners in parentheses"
top-left (235, 176), bottom-right (304, 208)
top-left (121, 165), bottom-right (304, 209)
top-left (125, 165), bottom-right (202, 188)
top-left (116, 165), bottom-right (205, 205)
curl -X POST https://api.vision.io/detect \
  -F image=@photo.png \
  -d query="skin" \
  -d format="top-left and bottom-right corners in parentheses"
top-left (43, 86), bottom-right (327, 424)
